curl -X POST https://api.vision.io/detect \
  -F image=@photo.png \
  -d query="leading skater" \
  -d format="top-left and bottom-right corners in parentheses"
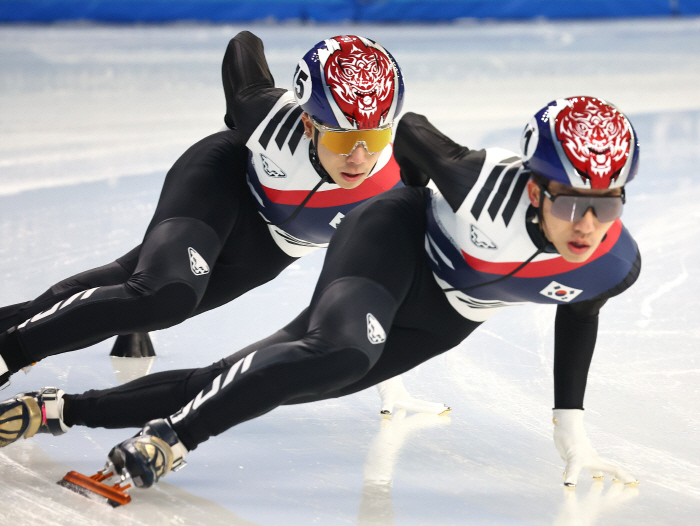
top-left (1, 97), bottom-right (641, 490)
top-left (0, 32), bottom-right (443, 415)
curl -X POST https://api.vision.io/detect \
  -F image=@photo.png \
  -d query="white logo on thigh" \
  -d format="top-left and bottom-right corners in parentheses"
top-left (188, 247), bottom-right (209, 276)
top-left (366, 313), bottom-right (386, 344)
top-left (539, 281), bottom-right (582, 302)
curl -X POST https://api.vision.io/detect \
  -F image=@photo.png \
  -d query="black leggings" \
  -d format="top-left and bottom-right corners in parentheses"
top-left (0, 130), bottom-right (295, 372)
top-left (66, 187), bottom-right (480, 451)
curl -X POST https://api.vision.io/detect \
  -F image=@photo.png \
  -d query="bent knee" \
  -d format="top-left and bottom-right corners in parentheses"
top-left (308, 277), bottom-right (398, 368)
top-left (128, 281), bottom-right (199, 330)
top-left (294, 345), bottom-right (373, 397)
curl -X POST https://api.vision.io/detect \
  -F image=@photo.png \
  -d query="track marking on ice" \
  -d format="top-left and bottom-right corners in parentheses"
top-left (618, 368), bottom-right (700, 377)
top-left (445, 347), bottom-right (551, 439)
top-left (638, 262), bottom-right (688, 328)
top-left (477, 328), bottom-right (539, 356)
top-left (592, 432), bottom-right (700, 499)
top-left (0, 138), bottom-right (187, 168)
top-left (0, 447), bottom-right (113, 526)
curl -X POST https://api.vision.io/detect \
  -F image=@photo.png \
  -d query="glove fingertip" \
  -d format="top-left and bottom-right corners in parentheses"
top-left (563, 465), bottom-right (581, 488)
top-left (590, 469), bottom-right (604, 481)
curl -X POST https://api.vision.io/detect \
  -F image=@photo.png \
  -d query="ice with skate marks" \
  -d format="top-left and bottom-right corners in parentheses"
top-left (553, 479), bottom-right (639, 526)
top-left (0, 440), bottom-right (260, 526)
top-left (358, 408), bottom-right (451, 526)
top-left (636, 258), bottom-right (689, 330)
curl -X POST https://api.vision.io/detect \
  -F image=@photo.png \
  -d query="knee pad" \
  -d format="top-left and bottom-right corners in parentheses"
top-left (132, 218), bottom-right (222, 306)
top-left (308, 277), bottom-right (398, 369)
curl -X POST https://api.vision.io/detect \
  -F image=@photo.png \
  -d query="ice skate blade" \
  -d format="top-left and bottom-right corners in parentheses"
top-left (58, 470), bottom-right (132, 507)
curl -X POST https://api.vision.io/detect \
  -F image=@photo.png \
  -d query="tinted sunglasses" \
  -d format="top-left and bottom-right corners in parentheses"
top-left (311, 117), bottom-right (392, 156)
top-left (540, 185), bottom-right (625, 223)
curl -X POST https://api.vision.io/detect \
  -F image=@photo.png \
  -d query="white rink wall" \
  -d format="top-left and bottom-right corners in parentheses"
top-left (1, 19), bottom-right (700, 525)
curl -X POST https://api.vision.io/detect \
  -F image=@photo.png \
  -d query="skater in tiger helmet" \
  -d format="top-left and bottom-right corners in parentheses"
top-left (0, 32), bottom-right (446, 416)
top-left (2, 96), bottom-right (640, 497)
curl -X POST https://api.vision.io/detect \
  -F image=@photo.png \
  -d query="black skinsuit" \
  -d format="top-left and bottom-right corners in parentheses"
top-left (0, 32), bottom-right (299, 373)
top-left (62, 115), bottom-right (639, 453)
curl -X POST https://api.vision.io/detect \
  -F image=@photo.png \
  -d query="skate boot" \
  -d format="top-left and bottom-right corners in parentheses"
top-left (0, 355), bottom-right (9, 390)
top-left (0, 387), bottom-right (69, 447)
top-left (108, 418), bottom-right (188, 488)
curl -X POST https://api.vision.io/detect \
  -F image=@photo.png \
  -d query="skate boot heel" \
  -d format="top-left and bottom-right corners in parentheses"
top-left (171, 458), bottom-right (187, 472)
top-left (0, 355), bottom-right (10, 391)
top-left (0, 387), bottom-right (69, 447)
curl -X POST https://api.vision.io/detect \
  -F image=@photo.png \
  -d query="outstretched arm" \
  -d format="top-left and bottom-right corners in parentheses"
top-left (552, 292), bottom-right (639, 488)
top-left (553, 298), bottom-right (606, 410)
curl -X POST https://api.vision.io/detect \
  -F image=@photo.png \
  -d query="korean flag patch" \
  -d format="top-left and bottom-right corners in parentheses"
top-left (539, 281), bottom-right (582, 302)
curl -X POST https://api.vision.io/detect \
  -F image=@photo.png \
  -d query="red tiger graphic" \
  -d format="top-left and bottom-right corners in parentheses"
top-left (556, 97), bottom-right (632, 188)
top-left (324, 36), bottom-right (395, 129)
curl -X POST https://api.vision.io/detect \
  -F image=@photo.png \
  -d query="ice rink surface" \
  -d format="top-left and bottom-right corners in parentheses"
top-left (1, 17), bottom-right (700, 525)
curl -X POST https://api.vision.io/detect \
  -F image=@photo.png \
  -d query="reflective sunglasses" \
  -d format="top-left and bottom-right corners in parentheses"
top-left (541, 185), bottom-right (625, 223)
top-left (311, 117), bottom-right (393, 156)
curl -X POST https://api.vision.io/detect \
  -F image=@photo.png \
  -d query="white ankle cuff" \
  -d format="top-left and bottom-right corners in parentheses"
top-left (43, 388), bottom-right (70, 432)
top-left (171, 440), bottom-right (188, 461)
top-left (57, 392), bottom-right (69, 432)
top-left (0, 355), bottom-right (8, 376)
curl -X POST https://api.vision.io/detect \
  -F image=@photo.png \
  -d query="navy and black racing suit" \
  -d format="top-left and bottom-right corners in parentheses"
top-left (61, 112), bottom-right (640, 453)
top-left (0, 31), bottom-right (401, 374)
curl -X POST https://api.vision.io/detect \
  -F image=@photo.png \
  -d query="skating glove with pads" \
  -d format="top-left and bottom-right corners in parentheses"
top-left (552, 409), bottom-right (638, 488)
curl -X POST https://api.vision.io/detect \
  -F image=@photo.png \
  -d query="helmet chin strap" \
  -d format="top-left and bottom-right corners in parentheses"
top-left (537, 183), bottom-right (545, 227)
top-left (309, 128), bottom-right (332, 181)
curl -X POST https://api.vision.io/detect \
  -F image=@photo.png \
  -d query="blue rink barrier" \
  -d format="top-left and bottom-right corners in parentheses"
top-left (1, 0), bottom-right (699, 22)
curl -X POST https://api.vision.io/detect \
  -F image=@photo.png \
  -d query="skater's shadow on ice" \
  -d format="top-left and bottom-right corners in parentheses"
top-left (0, 440), bottom-right (259, 526)
top-left (553, 480), bottom-right (639, 526)
top-left (358, 410), bottom-right (450, 526)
